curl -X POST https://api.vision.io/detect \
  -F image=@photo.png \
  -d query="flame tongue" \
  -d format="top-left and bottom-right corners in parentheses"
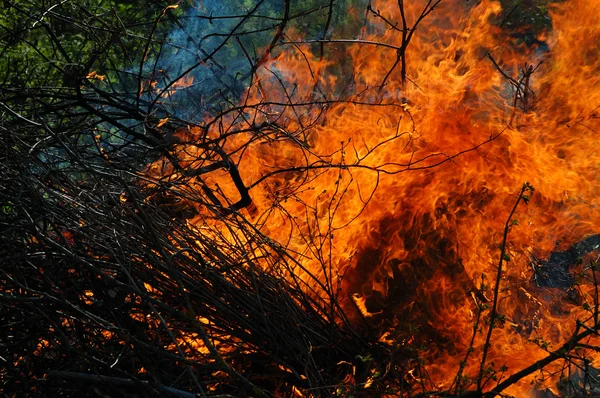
top-left (147, 0), bottom-right (600, 393)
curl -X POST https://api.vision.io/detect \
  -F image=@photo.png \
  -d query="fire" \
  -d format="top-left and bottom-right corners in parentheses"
top-left (160, 74), bottom-right (195, 98)
top-left (145, 0), bottom-right (600, 394)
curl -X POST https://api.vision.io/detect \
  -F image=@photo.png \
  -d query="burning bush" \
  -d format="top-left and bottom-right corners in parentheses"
top-left (2, 0), bottom-right (600, 397)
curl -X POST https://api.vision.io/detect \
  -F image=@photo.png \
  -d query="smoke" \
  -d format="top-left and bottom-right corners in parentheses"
top-left (143, 0), bottom-right (285, 121)
top-left (138, 0), bottom-right (367, 121)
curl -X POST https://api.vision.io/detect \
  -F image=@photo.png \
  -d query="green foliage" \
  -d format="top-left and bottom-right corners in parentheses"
top-left (531, 337), bottom-right (551, 350)
top-left (356, 353), bottom-right (373, 363)
top-left (495, 0), bottom-right (556, 33)
top-left (0, 0), bottom-right (167, 90)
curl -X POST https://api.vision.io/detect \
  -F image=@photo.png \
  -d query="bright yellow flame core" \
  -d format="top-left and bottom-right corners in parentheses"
top-left (148, 0), bottom-right (600, 394)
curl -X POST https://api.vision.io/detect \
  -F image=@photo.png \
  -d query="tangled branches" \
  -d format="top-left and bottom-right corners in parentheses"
top-left (3, 0), bottom-right (600, 397)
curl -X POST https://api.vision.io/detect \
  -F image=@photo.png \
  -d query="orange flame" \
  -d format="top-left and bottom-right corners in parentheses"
top-left (146, 0), bottom-right (600, 394)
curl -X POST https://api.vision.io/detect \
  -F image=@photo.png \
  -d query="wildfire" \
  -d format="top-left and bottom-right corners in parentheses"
top-left (145, 0), bottom-right (600, 395)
